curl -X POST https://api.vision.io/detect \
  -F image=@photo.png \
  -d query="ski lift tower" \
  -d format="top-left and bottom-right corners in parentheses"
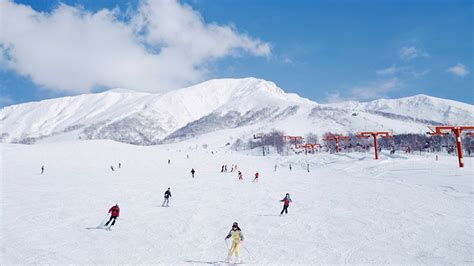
top-left (323, 135), bottom-right (350, 152)
top-left (427, 126), bottom-right (474, 167)
top-left (357, 132), bottom-right (392, 160)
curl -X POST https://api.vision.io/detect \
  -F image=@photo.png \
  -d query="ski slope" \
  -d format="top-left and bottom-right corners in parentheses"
top-left (1, 140), bottom-right (473, 264)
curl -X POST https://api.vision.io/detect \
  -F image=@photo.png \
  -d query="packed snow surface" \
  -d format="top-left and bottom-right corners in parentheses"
top-left (1, 140), bottom-right (473, 264)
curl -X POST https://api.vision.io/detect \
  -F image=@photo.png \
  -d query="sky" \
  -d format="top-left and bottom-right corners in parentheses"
top-left (0, 0), bottom-right (472, 107)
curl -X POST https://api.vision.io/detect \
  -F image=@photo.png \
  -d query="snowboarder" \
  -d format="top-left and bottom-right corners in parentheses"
top-left (105, 204), bottom-right (120, 228)
top-left (41, 165), bottom-right (44, 174)
top-left (110, 165), bottom-right (115, 172)
top-left (191, 168), bottom-right (195, 178)
top-left (252, 172), bottom-right (259, 182)
top-left (225, 222), bottom-right (244, 263)
top-left (162, 188), bottom-right (172, 207)
top-left (238, 171), bottom-right (243, 180)
top-left (280, 193), bottom-right (292, 216)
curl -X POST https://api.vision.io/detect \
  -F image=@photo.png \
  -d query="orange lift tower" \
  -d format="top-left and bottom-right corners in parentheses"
top-left (323, 135), bottom-right (350, 152)
top-left (427, 126), bottom-right (474, 167)
top-left (357, 132), bottom-right (391, 160)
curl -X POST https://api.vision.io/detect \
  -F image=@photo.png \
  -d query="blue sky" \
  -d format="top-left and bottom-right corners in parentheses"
top-left (0, 0), bottom-right (472, 107)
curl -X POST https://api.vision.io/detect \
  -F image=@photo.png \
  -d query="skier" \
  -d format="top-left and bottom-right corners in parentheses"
top-left (225, 222), bottom-right (244, 263)
top-left (306, 164), bottom-right (310, 173)
top-left (289, 164), bottom-right (292, 171)
top-left (162, 188), bottom-right (172, 207)
top-left (252, 172), bottom-right (259, 182)
top-left (221, 165), bottom-right (225, 173)
top-left (238, 171), bottom-right (243, 180)
top-left (105, 204), bottom-right (120, 228)
top-left (191, 168), bottom-right (195, 178)
top-left (118, 163), bottom-right (121, 168)
top-left (41, 165), bottom-right (44, 174)
top-left (110, 165), bottom-right (115, 172)
top-left (274, 164), bottom-right (277, 172)
top-left (280, 193), bottom-right (292, 216)
top-left (224, 164), bottom-right (228, 172)
top-left (168, 159), bottom-right (171, 164)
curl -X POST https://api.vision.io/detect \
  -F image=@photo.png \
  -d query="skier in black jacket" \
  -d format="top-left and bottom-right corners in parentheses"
top-left (162, 188), bottom-right (172, 207)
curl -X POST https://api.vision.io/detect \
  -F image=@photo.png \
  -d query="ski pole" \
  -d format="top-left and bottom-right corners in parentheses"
top-left (242, 243), bottom-right (254, 261)
top-left (225, 239), bottom-right (229, 249)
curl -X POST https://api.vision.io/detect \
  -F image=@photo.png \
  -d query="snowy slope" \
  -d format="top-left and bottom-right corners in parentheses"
top-left (0, 78), bottom-right (473, 144)
top-left (1, 140), bottom-right (473, 264)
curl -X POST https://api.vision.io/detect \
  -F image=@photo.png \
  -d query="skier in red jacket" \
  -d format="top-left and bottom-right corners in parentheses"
top-left (280, 193), bottom-right (292, 216)
top-left (105, 204), bottom-right (120, 227)
top-left (252, 172), bottom-right (259, 182)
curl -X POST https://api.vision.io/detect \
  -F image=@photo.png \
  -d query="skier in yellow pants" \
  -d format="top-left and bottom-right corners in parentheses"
top-left (225, 222), bottom-right (244, 263)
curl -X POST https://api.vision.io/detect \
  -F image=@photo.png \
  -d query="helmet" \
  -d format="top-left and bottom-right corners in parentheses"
top-left (232, 222), bottom-right (238, 227)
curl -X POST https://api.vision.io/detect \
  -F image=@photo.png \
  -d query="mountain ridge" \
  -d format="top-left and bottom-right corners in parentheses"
top-left (1, 78), bottom-right (472, 145)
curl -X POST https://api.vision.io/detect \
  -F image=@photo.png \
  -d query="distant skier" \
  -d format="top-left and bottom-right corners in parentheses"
top-left (224, 164), bottom-right (228, 172)
top-left (252, 172), bottom-right (259, 182)
top-left (168, 159), bottom-right (171, 164)
top-left (191, 168), bottom-right (195, 178)
top-left (187, 154), bottom-right (189, 159)
top-left (306, 164), bottom-right (310, 173)
top-left (274, 164), bottom-right (277, 171)
top-left (41, 165), bottom-right (44, 174)
top-left (105, 204), bottom-right (120, 228)
top-left (110, 165), bottom-right (115, 172)
top-left (118, 163), bottom-right (121, 168)
top-left (238, 171), bottom-right (243, 180)
top-left (280, 193), bottom-right (292, 216)
top-left (162, 188), bottom-right (172, 207)
top-left (225, 222), bottom-right (244, 263)
top-left (221, 165), bottom-right (225, 173)
top-left (289, 164), bottom-right (292, 171)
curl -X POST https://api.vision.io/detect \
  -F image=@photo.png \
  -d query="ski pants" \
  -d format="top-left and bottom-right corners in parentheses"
top-left (162, 197), bottom-right (170, 206)
top-left (105, 216), bottom-right (118, 226)
top-left (280, 205), bottom-right (289, 215)
top-left (228, 241), bottom-right (241, 258)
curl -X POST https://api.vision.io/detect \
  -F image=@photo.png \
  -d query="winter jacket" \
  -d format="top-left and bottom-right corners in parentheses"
top-left (226, 228), bottom-right (244, 243)
top-left (281, 196), bottom-right (292, 206)
top-left (164, 190), bottom-right (171, 198)
top-left (109, 205), bottom-right (120, 217)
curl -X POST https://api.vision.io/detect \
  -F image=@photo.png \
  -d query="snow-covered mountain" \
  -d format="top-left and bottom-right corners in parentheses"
top-left (0, 78), bottom-right (472, 145)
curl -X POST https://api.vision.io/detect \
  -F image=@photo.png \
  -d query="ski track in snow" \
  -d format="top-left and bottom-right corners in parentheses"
top-left (1, 141), bottom-right (473, 264)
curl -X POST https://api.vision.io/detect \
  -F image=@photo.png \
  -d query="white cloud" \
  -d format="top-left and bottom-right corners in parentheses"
top-left (324, 78), bottom-right (402, 103)
top-left (376, 65), bottom-right (400, 75)
top-left (324, 92), bottom-right (344, 103)
top-left (350, 78), bottom-right (401, 101)
top-left (0, 0), bottom-right (271, 94)
top-left (399, 46), bottom-right (430, 61)
top-left (447, 63), bottom-right (470, 77)
top-left (376, 65), bottom-right (430, 78)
